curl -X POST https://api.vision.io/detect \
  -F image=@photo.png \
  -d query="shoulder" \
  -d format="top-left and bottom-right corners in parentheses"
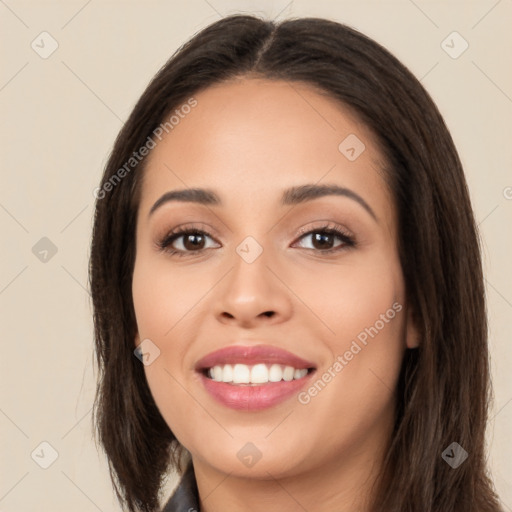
top-left (161, 462), bottom-right (200, 512)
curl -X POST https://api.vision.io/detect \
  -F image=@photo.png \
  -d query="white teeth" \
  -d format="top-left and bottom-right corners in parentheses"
top-left (222, 364), bottom-right (233, 382)
top-left (294, 368), bottom-right (308, 379)
top-left (206, 363), bottom-right (310, 384)
top-left (283, 366), bottom-right (295, 381)
top-left (269, 364), bottom-right (283, 382)
top-left (250, 363), bottom-right (269, 384)
top-left (233, 364), bottom-right (250, 384)
top-left (212, 366), bottom-right (223, 382)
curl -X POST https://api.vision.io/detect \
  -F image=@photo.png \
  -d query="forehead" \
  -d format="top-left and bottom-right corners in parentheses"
top-left (138, 78), bottom-right (393, 223)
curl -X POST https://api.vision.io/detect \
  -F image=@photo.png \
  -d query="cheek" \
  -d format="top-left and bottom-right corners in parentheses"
top-left (296, 253), bottom-right (406, 417)
top-left (334, 269), bottom-right (403, 350)
top-left (132, 255), bottom-right (206, 350)
top-left (131, 256), bottom-right (211, 442)
top-left (294, 249), bottom-right (404, 349)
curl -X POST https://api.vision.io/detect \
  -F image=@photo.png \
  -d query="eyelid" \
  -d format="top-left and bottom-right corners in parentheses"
top-left (156, 221), bottom-right (216, 241)
top-left (293, 221), bottom-right (353, 240)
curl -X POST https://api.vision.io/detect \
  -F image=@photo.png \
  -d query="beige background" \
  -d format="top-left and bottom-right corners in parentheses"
top-left (1, 0), bottom-right (511, 510)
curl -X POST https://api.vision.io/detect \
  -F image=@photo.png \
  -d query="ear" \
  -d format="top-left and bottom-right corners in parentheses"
top-left (134, 331), bottom-right (141, 348)
top-left (404, 304), bottom-right (421, 349)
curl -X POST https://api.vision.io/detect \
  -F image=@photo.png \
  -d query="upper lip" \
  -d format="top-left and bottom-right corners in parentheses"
top-left (195, 344), bottom-right (316, 371)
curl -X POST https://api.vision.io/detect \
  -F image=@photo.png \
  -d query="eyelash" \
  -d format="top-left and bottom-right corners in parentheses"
top-left (157, 223), bottom-right (356, 258)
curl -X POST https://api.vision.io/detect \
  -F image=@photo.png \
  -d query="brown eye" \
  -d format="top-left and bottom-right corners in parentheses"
top-left (181, 232), bottom-right (207, 250)
top-left (310, 232), bottom-right (337, 250)
top-left (158, 229), bottom-right (219, 256)
top-left (294, 227), bottom-right (355, 253)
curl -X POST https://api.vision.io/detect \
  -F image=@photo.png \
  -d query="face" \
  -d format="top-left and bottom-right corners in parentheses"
top-left (132, 78), bottom-right (418, 480)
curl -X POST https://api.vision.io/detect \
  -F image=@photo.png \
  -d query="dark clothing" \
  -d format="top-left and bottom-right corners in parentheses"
top-left (161, 461), bottom-right (200, 512)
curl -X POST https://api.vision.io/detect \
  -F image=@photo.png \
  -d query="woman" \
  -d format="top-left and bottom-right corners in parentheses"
top-left (89, 14), bottom-right (505, 512)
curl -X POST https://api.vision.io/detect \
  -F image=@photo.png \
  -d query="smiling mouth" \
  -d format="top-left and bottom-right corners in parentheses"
top-left (195, 344), bottom-right (318, 409)
top-left (202, 363), bottom-right (316, 385)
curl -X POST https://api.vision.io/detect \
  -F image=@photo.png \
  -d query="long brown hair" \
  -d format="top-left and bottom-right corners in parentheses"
top-left (89, 14), bottom-right (504, 512)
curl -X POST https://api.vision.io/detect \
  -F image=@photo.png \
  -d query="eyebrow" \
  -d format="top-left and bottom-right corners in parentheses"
top-left (148, 183), bottom-right (377, 222)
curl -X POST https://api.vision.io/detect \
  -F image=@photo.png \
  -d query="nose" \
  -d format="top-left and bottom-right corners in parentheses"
top-left (214, 246), bottom-right (293, 328)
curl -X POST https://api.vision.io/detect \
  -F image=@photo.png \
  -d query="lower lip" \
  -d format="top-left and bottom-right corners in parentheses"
top-left (199, 371), bottom-right (315, 411)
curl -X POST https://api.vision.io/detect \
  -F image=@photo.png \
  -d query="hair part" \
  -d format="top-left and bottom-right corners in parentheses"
top-left (89, 14), bottom-right (503, 512)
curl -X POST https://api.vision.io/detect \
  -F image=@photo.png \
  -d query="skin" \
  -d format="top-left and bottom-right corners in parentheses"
top-left (132, 78), bottom-right (419, 512)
